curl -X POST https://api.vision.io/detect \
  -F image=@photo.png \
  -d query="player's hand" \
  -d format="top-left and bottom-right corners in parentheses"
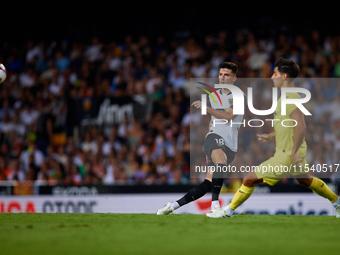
top-left (292, 153), bottom-right (303, 167)
top-left (191, 100), bottom-right (202, 109)
top-left (257, 133), bottom-right (273, 143)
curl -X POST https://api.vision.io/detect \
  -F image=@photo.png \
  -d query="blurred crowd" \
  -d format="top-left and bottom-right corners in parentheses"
top-left (1, 29), bottom-right (340, 186)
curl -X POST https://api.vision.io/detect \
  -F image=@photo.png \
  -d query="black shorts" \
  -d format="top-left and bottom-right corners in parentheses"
top-left (203, 133), bottom-right (236, 166)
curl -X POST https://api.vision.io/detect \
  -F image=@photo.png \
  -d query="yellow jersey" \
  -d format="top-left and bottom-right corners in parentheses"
top-left (273, 92), bottom-right (307, 156)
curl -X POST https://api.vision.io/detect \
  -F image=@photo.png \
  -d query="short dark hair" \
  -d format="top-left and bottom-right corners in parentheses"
top-left (274, 57), bottom-right (300, 78)
top-left (218, 62), bottom-right (238, 75)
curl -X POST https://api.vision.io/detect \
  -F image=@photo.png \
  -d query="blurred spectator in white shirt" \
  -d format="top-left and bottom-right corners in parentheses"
top-left (20, 103), bottom-right (40, 126)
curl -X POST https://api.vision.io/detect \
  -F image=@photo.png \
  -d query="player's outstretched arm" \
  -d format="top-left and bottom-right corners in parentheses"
top-left (257, 132), bottom-right (275, 143)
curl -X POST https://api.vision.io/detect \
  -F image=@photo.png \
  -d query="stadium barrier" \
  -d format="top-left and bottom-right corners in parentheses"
top-left (1, 182), bottom-right (338, 196)
top-left (0, 193), bottom-right (336, 216)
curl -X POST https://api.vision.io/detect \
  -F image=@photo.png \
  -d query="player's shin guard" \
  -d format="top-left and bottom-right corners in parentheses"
top-left (212, 178), bottom-right (224, 201)
top-left (176, 179), bottom-right (212, 206)
top-left (229, 184), bottom-right (254, 210)
top-left (211, 164), bottom-right (226, 202)
top-left (308, 177), bottom-right (338, 203)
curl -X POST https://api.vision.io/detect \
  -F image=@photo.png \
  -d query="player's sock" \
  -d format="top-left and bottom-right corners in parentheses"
top-left (176, 179), bottom-right (212, 206)
top-left (308, 177), bottom-right (338, 203)
top-left (171, 202), bottom-right (180, 210)
top-left (229, 184), bottom-right (254, 210)
top-left (211, 164), bottom-right (226, 209)
top-left (333, 197), bottom-right (340, 207)
top-left (211, 171), bottom-right (224, 201)
top-left (211, 200), bottom-right (220, 209)
top-left (225, 205), bottom-right (235, 215)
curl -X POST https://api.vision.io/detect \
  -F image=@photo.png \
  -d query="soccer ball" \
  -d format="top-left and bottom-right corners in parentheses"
top-left (0, 63), bottom-right (7, 84)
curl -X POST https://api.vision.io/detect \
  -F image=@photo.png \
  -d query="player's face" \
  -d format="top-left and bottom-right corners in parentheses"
top-left (271, 67), bottom-right (284, 88)
top-left (219, 68), bottom-right (236, 84)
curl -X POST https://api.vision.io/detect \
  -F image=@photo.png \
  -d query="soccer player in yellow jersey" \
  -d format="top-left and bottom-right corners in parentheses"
top-left (207, 57), bottom-right (340, 218)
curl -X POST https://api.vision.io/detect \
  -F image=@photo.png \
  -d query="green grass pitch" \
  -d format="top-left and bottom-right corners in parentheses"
top-left (0, 213), bottom-right (339, 255)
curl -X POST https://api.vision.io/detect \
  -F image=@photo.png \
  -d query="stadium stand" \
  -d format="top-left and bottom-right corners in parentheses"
top-left (1, 29), bottom-right (340, 188)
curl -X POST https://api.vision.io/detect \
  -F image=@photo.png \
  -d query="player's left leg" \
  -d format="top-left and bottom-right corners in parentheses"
top-left (206, 155), bottom-right (282, 218)
top-left (206, 171), bottom-right (266, 218)
top-left (295, 173), bottom-right (340, 217)
top-left (209, 148), bottom-right (228, 210)
top-left (209, 145), bottom-right (237, 211)
top-left (228, 171), bottom-right (263, 210)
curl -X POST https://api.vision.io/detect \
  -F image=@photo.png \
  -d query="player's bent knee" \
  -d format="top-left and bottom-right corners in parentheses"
top-left (214, 159), bottom-right (228, 165)
top-left (296, 178), bottom-right (312, 187)
top-left (211, 149), bottom-right (227, 165)
top-left (243, 172), bottom-right (262, 187)
top-left (243, 178), bottom-right (256, 187)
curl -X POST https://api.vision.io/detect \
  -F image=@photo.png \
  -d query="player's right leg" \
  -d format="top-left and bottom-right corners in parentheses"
top-left (294, 173), bottom-right (340, 218)
top-left (156, 164), bottom-right (214, 215)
